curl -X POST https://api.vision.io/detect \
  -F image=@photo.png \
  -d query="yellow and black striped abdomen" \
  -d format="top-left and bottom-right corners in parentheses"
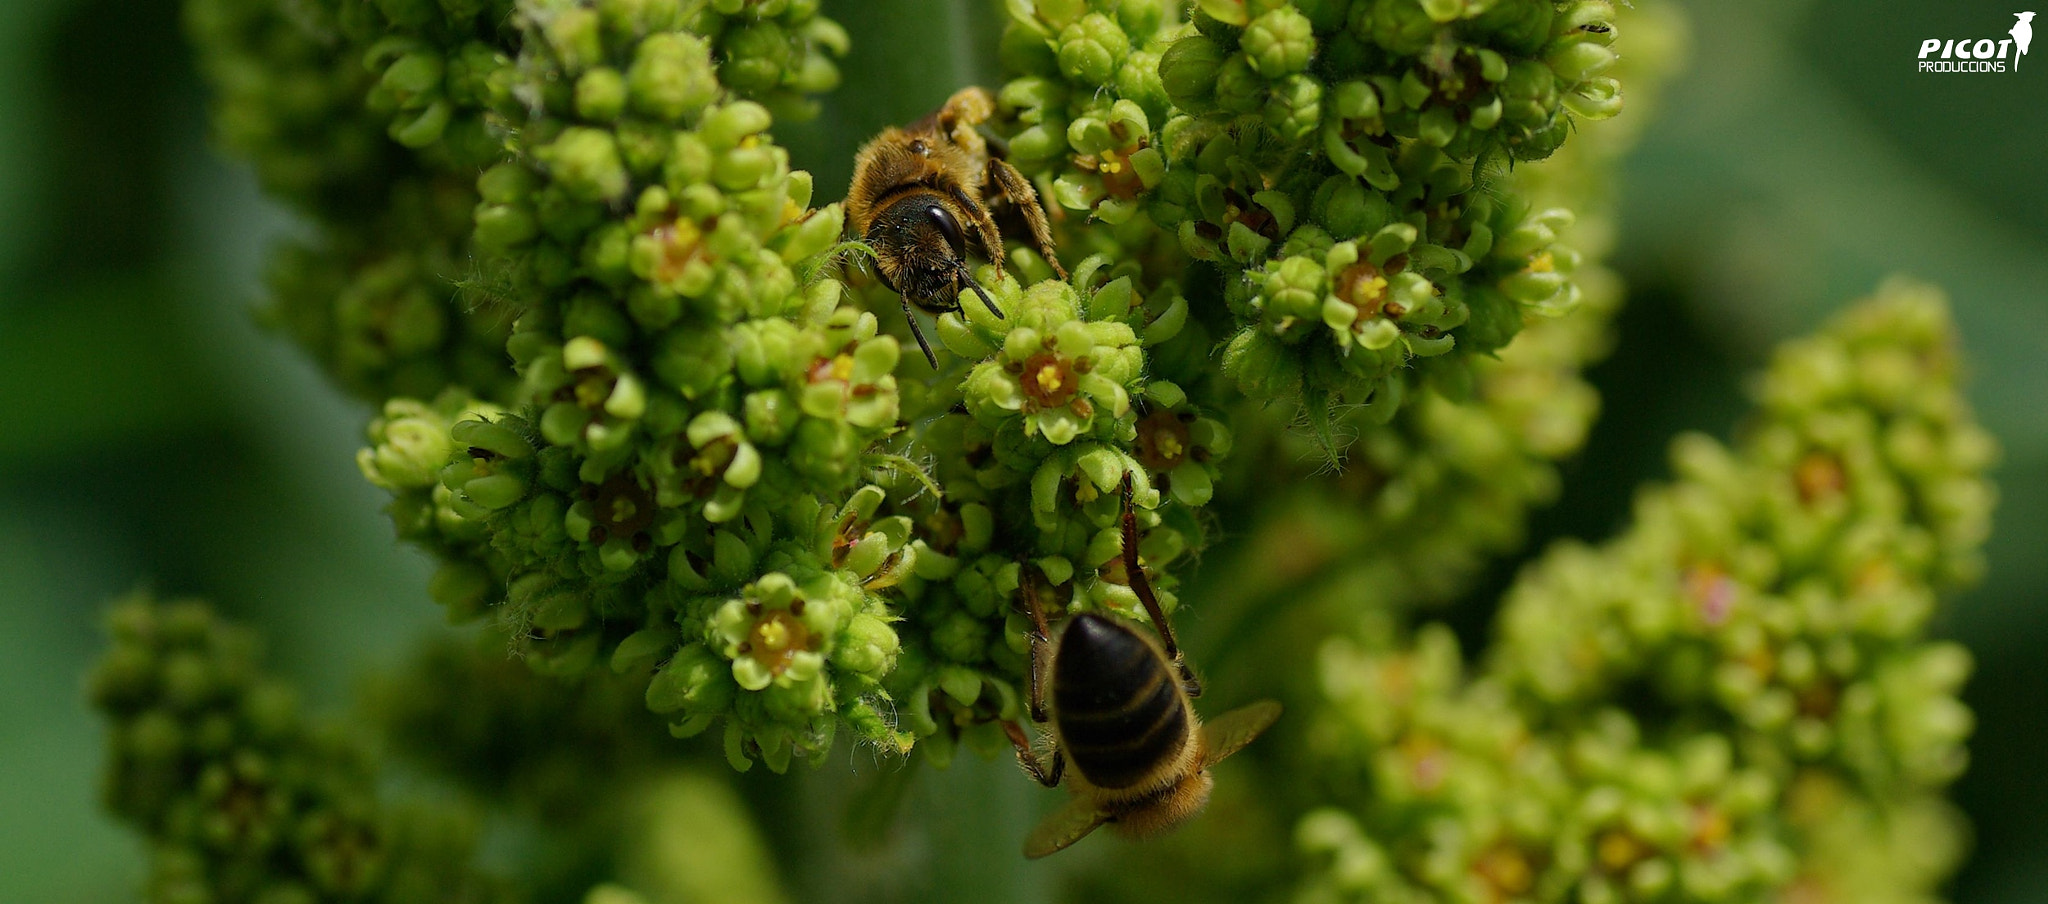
top-left (1052, 613), bottom-right (1191, 791)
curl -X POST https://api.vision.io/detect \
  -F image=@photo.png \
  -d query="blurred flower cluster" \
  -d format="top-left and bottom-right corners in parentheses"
top-left (1298, 282), bottom-right (1994, 904)
top-left (84, 0), bottom-right (1997, 899)
top-left (90, 594), bottom-right (507, 903)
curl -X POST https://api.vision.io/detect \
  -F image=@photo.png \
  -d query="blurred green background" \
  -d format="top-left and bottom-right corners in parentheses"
top-left (1, 0), bottom-right (2042, 900)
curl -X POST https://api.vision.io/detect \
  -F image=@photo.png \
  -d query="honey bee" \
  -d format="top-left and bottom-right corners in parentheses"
top-left (1005, 474), bottom-right (1282, 858)
top-left (847, 86), bottom-right (1068, 368)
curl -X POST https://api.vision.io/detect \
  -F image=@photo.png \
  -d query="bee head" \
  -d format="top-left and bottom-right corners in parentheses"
top-left (870, 193), bottom-right (961, 286)
top-left (869, 191), bottom-right (1001, 323)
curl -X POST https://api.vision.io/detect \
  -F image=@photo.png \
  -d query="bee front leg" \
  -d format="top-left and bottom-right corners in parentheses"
top-left (944, 183), bottom-right (1010, 289)
top-left (985, 157), bottom-right (1067, 280)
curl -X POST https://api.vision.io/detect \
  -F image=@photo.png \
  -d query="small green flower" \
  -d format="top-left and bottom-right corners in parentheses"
top-left (798, 334), bottom-right (901, 429)
top-left (960, 279), bottom-right (1142, 447)
top-left (1130, 381), bottom-right (1231, 507)
top-left (714, 574), bottom-right (835, 695)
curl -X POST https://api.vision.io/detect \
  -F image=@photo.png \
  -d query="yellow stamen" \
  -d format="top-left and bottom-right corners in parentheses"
top-left (1155, 434), bottom-right (1185, 462)
top-left (755, 618), bottom-right (790, 652)
top-left (1036, 363), bottom-right (1064, 394)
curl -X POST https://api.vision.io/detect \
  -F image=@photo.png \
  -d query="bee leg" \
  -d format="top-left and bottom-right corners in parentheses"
top-left (1120, 472), bottom-right (1202, 698)
top-left (1017, 565), bottom-right (1057, 725)
top-left (1003, 720), bottom-right (1065, 787)
top-left (985, 157), bottom-right (1067, 280)
top-left (901, 293), bottom-right (940, 368)
top-left (947, 184), bottom-right (1010, 276)
top-left (938, 86), bottom-right (996, 147)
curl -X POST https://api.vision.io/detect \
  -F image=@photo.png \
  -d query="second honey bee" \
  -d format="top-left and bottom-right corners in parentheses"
top-left (846, 86), bottom-right (1067, 368)
top-left (1006, 474), bottom-right (1282, 858)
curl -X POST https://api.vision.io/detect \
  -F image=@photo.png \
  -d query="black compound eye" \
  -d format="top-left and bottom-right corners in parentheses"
top-left (927, 204), bottom-right (967, 260)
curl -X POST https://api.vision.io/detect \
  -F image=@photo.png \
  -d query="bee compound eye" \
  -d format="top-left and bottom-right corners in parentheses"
top-left (909, 139), bottom-right (927, 155)
top-left (927, 204), bottom-right (968, 259)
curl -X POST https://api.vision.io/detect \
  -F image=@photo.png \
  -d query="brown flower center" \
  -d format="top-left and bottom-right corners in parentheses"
top-left (1595, 830), bottom-right (1650, 874)
top-left (1689, 803), bottom-right (1733, 854)
top-left (590, 474), bottom-right (656, 545)
top-left (1337, 260), bottom-right (1390, 318)
top-left (681, 435), bottom-right (738, 498)
top-left (1473, 843), bottom-right (1535, 897)
top-left (1683, 563), bottom-right (1736, 626)
top-left (746, 610), bottom-right (811, 676)
top-left (1135, 409), bottom-right (1193, 471)
top-left (1794, 452), bottom-right (1846, 505)
top-left (1096, 141), bottom-right (1148, 200)
top-left (1021, 351), bottom-right (1081, 411)
top-left (644, 217), bottom-right (712, 283)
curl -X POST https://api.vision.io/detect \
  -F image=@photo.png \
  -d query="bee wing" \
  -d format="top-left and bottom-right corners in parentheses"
top-left (839, 755), bottom-right (921, 851)
top-left (1023, 795), bottom-right (1110, 859)
top-left (1198, 700), bottom-right (1283, 767)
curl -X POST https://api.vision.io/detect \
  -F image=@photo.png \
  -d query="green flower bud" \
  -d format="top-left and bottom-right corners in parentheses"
top-left (575, 67), bottom-right (628, 122)
top-left (1056, 14), bottom-right (1130, 85)
top-left (618, 33), bottom-right (716, 123)
top-left (701, 102), bottom-right (773, 150)
top-left (1214, 55), bottom-right (1265, 114)
top-left (540, 128), bottom-right (631, 203)
top-left (722, 21), bottom-right (794, 95)
top-left (647, 643), bottom-right (737, 716)
top-left (1266, 73), bottom-right (1323, 142)
top-left (535, 17), bottom-right (600, 79)
top-left (358, 399), bottom-right (457, 490)
top-left (1159, 34), bottom-right (1227, 111)
top-left (1242, 7), bottom-right (1315, 77)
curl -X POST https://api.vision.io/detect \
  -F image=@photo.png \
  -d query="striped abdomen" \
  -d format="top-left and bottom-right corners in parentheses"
top-left (1052, 613), bottom-right (1192, 791)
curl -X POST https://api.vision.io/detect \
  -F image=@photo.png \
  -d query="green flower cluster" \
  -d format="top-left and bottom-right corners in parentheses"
top-left (89, 594), bottom-right (503, 904)
top-left (1297, 283), bottom-right (1995, 903)
top-left (1302, 628), bottom-right (1796, 904)
top-left (165, 1), bottom-right (2000, 899)
top-left (992, 0), bottom-right (1631, 446)
top-left (186, 0), bottom-right (517, 402)
top-left (1201, 1), bottom-right (1683, 621)
top-left (185, 0), bottom-right (845, 404)
top-left (306, 0), bottom-right (921, 768)
top-left (862, 267), bottom-right (1229, 760)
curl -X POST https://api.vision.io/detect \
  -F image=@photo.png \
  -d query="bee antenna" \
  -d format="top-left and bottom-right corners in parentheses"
top-left (901, 293), bottom-right (940, 369)
top-left (957, 264), bottom-right (1006, 320)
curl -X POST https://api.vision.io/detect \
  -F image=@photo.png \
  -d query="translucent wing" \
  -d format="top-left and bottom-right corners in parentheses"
top-left (839, 756), bottom-right (920, 851)
top-left (1023, 795), bottom-right (1110, 859)
top-left (1199, 700), bottom-right (1283, 767)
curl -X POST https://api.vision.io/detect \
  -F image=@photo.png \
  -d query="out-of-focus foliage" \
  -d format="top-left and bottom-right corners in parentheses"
top-left (2, 0), bottom-right (2044, 903)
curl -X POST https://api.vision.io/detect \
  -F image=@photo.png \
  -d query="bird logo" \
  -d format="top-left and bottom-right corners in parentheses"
top-left (2015, 12), bottom-right (2036, 70)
